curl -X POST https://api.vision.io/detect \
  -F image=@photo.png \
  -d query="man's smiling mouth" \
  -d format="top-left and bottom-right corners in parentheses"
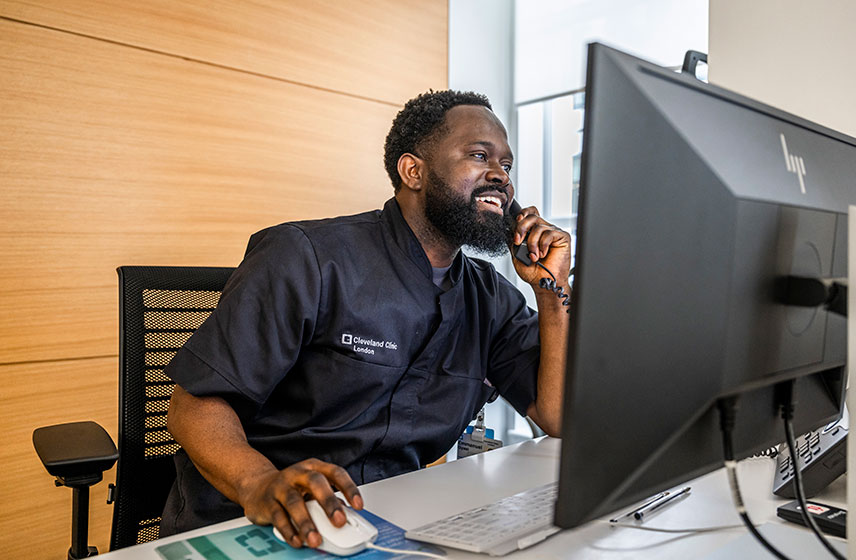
top-left (474, 195), bottom-right (504, 213)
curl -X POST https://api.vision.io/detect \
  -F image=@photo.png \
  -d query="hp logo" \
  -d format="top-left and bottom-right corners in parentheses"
top-left (780, 133), bottom-right (807, 194)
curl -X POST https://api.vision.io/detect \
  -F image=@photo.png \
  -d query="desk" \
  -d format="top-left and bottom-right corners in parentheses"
top-left (98, 437), bottom-right (846, 559)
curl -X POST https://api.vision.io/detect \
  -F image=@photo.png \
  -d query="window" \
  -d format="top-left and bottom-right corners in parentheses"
top-left (448, 0), bottom-right (709, 449)
top-left (512, 0), bottom-right (708, 298)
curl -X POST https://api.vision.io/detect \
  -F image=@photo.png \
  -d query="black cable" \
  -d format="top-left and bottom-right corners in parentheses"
top-left (535, 262), bottom-right (570, 313)
top-left (716, 398), bottom-right (792, 560)
top-left (778, 382), bottom-right (846, 560)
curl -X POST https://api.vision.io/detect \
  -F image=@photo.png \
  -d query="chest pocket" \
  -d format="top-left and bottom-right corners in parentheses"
top-left (279, 349), bottom-right (407, 433)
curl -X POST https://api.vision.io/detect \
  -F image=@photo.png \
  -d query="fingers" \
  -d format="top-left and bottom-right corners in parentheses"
top-left (298, 467), bottom-right (346, 526)
top-left (513, 210), bottom-right (570, 264)
top-left (533, 228), bottom-right (570, 261)
top-left (278, 485), bottom-right (322, 548)
top-left (270, 503), bottom-right (302, 548)
top-left (511, 205), bottom-right (540, 241)
top-left (315, 461), bottom-right (363, 511)
top-left (248, 459), bottom-right (362, 550)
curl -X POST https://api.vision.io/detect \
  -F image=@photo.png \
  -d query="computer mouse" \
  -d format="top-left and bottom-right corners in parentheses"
top-left (271, 499), bottom-right (378, 556)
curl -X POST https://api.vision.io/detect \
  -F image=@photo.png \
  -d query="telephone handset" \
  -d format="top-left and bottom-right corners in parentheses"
top-left (509, 200), bottom-right (534, 266)
top-left (507, 199), bottom-right (571, 312)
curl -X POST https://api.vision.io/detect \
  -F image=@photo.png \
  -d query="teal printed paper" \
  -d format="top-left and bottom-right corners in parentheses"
top-left (156, 510), bottom-right (444, 560)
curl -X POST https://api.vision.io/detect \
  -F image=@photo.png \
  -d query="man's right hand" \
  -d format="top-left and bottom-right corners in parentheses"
top-left (167, 389), bottom-right (362, 548)
top-left (237, 458), bottom-right (364, 549)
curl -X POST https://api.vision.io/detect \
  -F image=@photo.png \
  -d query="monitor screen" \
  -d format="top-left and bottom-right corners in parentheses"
top-left (555, 42), bottom-right (855, 529)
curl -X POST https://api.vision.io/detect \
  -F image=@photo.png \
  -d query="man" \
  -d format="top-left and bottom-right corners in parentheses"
top-left (162, 90), bottom-right (571, 549)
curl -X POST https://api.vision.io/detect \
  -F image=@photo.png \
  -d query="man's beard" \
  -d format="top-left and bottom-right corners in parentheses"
top-left (423, 170), bottom-right (514, 257)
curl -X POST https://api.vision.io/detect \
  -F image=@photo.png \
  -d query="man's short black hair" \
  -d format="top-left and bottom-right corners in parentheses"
top-left (384, 90), bottom-right (492, 191)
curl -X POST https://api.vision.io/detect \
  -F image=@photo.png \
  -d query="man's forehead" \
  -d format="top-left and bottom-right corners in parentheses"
top-left (444, 105), bottom-right (505, 132)
top-left (440, 105), bottom-right (510, 148)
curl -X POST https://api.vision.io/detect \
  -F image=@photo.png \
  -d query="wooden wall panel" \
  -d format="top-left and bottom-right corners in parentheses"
top-left (0, 20), bottom-right (400, 363)
top-left (0, 357), bottom-right (118, 559)
top-left (0, 287), bottom-right (116, 363)
top-left (0, 0), bottom-right (448, 106)
top-left (0, 2), bottom-right (448, 557)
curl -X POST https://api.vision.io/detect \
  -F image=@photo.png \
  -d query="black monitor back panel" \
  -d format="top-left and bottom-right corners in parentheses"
top-left (555, 43), bottom-right (855, 529)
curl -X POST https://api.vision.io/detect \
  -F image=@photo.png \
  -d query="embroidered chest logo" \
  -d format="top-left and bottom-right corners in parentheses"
top-left (341, 333), bottom-right (399, 356)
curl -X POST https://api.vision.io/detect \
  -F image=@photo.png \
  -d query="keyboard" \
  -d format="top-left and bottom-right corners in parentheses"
top-left (404, 482), bottom-right (560, 556)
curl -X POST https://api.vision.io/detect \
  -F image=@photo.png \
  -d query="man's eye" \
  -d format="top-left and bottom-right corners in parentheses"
top-left (472, 153), bottom-right (486, 160)
top-left (502, 164), bottom-right (513, 173)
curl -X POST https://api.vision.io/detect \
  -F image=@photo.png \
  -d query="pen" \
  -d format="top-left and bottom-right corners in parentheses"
top-left (634, 487), bottom-right (691, 520)
top-left (608, 491), bottom-right (669, 523)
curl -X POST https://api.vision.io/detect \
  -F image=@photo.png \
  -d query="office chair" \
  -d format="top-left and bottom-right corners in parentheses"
top-left (33, 266), bottom-right (235, 558)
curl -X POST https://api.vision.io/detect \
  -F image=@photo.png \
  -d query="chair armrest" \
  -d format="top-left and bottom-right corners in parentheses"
top-left (33, 421), bottom-right (118, 483)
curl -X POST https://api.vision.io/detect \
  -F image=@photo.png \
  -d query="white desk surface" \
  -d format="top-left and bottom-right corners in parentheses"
top-left (99, 437), bottom-right (846, 559)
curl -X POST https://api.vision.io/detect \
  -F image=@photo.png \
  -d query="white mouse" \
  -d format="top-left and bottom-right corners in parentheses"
top-left (272, 499), bottom-right (378, 556)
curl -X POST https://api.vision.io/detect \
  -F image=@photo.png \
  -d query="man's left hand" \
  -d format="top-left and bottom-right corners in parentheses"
top-left (509, 205), bottom-right (572, 288)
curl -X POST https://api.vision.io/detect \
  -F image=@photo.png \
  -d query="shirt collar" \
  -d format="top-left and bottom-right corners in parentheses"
top-left (381, 197), bottom-right (465, 286)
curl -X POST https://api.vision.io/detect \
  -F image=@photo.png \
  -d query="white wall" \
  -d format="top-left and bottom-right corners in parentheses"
top-left (709, 0), bottom-right (856, 137)
top-left (448, 0), bottom-right (514, 129)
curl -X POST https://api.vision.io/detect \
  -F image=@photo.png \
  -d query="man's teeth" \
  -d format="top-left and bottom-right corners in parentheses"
top-left (475, 195), bottom-right (502, 208)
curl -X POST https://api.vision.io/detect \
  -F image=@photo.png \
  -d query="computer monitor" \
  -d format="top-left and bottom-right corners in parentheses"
top-left (555, 42), bottom-right (855, 529)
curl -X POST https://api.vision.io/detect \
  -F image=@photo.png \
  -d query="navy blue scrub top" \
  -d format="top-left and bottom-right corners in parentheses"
top-left (161, 198), bottom-right (540, 534)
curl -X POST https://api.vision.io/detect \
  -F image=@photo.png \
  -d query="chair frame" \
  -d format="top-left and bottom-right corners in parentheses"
top-left (111, 266), bottom-right (235, 550)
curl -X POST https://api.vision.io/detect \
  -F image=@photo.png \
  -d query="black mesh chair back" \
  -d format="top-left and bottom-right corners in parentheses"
top-left (112, 266), bottom-right (235, 550)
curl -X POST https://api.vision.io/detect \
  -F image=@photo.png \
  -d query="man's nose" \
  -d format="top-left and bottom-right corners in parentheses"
top-left (486, 162), bottom-right (509, 184)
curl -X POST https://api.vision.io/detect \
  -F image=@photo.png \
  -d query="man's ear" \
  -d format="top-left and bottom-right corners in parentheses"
top-left (397, 153), bottom-right (425, 192)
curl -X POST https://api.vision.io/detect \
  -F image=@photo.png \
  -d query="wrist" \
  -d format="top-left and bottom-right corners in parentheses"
top-left (534, 281), bottom-right (571, 309)
top-left (234, 463), bottom-right (278, 506)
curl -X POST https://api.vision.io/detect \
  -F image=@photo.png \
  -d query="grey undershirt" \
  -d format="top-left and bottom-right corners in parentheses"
top-left (432, 265), bottom-right (452, 292)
